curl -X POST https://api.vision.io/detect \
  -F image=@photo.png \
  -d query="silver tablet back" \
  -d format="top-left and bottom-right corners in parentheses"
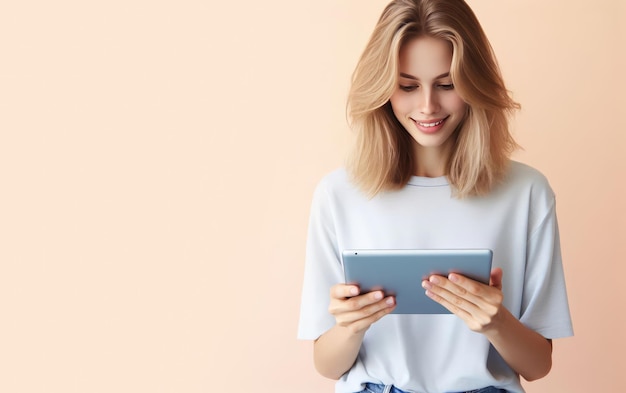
top-left (342, 249), bottom-right (493, 314)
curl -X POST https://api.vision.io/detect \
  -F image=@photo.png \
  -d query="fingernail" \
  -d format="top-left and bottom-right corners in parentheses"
top-left (350, 287), bottom-right (359, 296)
top-left (421, 280), bottom-right (431, 289)
top-left (449, 274), bottom-right (459, 282)
top-left (429, 276), bottom-right (440, 284)
top-left (386, 297), bottom-right (395, 306)
top-left (374, 291), bottom-right (383, 300)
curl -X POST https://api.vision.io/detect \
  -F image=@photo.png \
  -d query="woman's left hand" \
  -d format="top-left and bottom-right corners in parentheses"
top-left (421, 268), bottom-right (505, 333)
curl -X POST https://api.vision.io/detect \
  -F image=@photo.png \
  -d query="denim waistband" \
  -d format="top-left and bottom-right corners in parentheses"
top-left (362, 382), bottom-right (507, 393)
top-left (362, 383), bottom-right (407, 393)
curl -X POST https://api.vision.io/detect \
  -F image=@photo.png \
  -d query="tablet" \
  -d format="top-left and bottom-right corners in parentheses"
top-left (342, 249), bottom-right (493, 314)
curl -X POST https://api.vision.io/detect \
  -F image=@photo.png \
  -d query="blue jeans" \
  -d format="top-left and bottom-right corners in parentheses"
top-left (358, 382), bottom-right (507, 393)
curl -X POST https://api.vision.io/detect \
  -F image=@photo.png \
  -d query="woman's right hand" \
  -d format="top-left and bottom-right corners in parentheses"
top-left (314, 285), bottom-right (396, 379)
top-left (328, 284), bottom-right (396, 334)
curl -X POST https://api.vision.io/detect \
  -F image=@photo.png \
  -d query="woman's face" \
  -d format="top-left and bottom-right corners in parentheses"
top-left (389, 36), bottom-right (467, 159)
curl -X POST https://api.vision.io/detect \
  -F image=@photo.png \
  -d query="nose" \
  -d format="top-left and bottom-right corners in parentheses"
top-left (419, 88), bottom-right (440, 115)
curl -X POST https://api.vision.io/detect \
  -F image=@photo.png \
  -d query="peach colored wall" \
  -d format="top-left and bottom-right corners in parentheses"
top-left (0, 1), bottom-right (623, 392)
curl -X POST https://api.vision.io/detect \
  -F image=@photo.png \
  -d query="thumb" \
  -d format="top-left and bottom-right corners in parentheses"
top-left (489, 267), bottom-right (503, 290)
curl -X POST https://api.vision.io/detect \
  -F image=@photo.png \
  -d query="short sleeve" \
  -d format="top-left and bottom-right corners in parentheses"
top-left (520, 198), bottom-right (574, 339)
top-left (297, 178), bottom-right (343, 340)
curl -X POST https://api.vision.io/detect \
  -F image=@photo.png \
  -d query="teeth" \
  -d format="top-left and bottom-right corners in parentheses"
top-left (418, 119), bottom-right (444, 127)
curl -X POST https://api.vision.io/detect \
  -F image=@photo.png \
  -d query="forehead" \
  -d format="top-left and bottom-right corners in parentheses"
top-left (398, 36), bottom-right (453, 77)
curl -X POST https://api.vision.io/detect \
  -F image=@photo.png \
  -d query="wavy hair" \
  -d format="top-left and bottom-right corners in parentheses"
top-left (347, 0), bottom-right (520, 198)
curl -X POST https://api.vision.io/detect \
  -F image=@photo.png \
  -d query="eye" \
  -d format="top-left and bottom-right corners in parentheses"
top-left (438, 84), bottom-right (454, 90)
top-left (399, 85), bottom-right (418, 92)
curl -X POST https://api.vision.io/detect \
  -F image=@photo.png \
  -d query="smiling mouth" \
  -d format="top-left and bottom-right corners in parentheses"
top-left (415, 117), bottom-right (448, 127)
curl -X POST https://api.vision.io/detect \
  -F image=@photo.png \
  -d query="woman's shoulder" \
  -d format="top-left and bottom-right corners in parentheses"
top-left (311, 167), bottom-right (365, 205)
top-left (505, 161), bottom-right (553, 191)
top-left (315, 167), bottom-right (355, 193)
top-left (320, 167), bottom-right (350, 183)
top-left (508, 160), bottom-right (547, 179)
top-left (500, 160), bottom-right (556, 208)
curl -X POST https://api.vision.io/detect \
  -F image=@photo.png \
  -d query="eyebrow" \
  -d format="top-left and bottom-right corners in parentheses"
top-left (399, 72), bottom-right (450, 80)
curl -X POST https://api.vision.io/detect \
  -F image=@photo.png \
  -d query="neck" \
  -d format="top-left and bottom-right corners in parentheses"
top-left (412, 142), bottom-right (453, 178)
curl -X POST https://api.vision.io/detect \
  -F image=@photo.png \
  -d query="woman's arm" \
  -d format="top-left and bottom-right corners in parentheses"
top-left (422, 268), bottom-right (552, 381)
top-left (313, 284), bottom-right (396, 380)
top-left (314, 324), bottom-right (366, 380)
top-left (481, 306), bottom-right (553, 381)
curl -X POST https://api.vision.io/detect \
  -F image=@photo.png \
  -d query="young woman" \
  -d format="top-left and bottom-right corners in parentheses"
top-left (298, 1), bottom-right (573, 392)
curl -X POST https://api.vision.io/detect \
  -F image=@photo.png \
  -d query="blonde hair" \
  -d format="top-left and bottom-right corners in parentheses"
top-left (347, 0), bottom-right (520, 198)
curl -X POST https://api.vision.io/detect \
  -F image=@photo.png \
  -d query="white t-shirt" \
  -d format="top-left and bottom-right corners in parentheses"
top-left (297, 161), bottom-right (573, 393)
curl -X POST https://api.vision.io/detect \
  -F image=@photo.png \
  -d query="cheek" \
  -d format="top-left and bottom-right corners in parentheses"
top-left (389, 94), bottom-right (411, 118)
top-left (446, 95), bottom-right (467, 113)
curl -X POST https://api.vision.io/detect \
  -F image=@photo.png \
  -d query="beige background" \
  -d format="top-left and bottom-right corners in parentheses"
top-left (1, 0), bottom-right (624, 392)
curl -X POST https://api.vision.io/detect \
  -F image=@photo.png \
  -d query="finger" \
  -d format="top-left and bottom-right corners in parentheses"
top-left (423, 274), bottom-right (497, 316)
top-left (336, 296), bottom-right (395, 323)
top-left (330, 284), bottom-right (360, 300)
top-left (441, 273), bottom-right (503, 311)
top-left (422, 286), bottom-right (489, 330)
top-left (336, 297), bottom-right (396, 329)
top-left (349, 303), bottom-right (396, 332)
top-left (489, 268), bottom-right (503, 290)
top-left (329, 290), bottom-right (386, 315)
top-left (423, 275), bottom-right (503, 330)
top-left (422, 277), bottom-right (480, 316)
top-left (427, 274), bottom-right (484, 303)
top-left (447, 273), bottom-right (486, 299)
